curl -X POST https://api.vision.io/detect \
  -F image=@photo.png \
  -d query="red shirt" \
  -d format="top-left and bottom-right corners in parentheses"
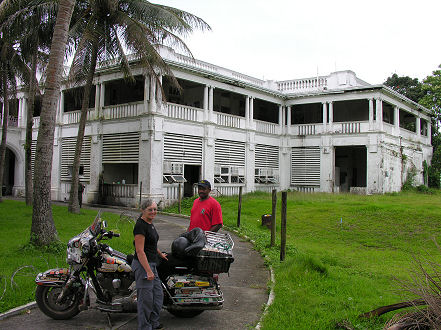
top-left (189, 196), bottom-right (223, 231)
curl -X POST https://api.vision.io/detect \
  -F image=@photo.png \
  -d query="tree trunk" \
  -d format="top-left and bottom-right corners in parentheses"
top-left (0, 69), bottom-right (9, 202)
top-left (31, 0), bottom-right (76, 246)
top-left (25, 48), bottom-right (38, 206)
top-left (68, 44), bottom-right (98, 214)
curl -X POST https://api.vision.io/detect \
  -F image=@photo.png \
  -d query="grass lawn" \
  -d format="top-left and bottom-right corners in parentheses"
top-left (165, 190), bottom-right (441, 329)
top-left (1, 191), bottom-right (441, 329)
top-left (0, 201), bottom-right (135, 314)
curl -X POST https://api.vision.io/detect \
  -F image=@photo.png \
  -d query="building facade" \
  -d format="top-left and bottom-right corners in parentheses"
top-left (1, 46), bottom-right (433, 206)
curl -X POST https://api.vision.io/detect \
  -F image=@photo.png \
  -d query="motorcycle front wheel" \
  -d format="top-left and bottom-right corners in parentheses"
top-left (167, 309), bottom-right (204, 318)
top-left (35, 285), bottom-right (81, 320)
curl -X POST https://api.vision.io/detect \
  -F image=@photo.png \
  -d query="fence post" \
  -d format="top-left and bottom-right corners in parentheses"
top-left (271, 189), bottom-right (277, 247)
top-left (178, 183), bottom-right (182, 214)
top-left (237, 186), bottom-right (243, 227)
top-left (280, 191), bottom-right (287, 261)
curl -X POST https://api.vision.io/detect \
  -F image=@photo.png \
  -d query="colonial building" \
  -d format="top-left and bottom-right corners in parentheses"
top-left (2, 46), bottom-right (433, 206)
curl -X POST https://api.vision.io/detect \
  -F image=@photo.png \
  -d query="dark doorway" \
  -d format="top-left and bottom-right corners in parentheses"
top-left (2, 148), bottom-right (15, 195)
top-left (184, 165), bottom-right (200, 197)
top-left (334, 146), bottom-right (367, 192)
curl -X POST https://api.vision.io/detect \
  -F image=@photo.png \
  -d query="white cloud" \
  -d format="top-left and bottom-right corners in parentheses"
top-left (159, 0), bottom-right (441, 84)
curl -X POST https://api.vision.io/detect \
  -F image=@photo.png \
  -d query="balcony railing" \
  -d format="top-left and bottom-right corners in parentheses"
top-left (167, 103), bottom-right (203, 122)
top-left (102, 183), bottom-right (137, 198)
top-left (63, 108), bottom-right (95, 124)
top-left (0, 115), bottom-right (18, 127)
top-left (103, 102), bottom-right (143, 120)
top-left (255, 120), bottom-right (279, 134)
top-left (216, 112), bottom-right (244, 128)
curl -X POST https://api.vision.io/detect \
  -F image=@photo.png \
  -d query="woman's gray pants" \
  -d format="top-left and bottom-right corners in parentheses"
top-left (132, 259), bottom-right (163, 330)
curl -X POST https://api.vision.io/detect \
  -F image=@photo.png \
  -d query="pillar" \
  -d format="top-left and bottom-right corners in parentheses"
top-left (375, 98), bottom-right (383, 131)
top-left (286, 106), bottom-right (291, 134)
top-left (368, 99), bottom-right (374, 131)
top-left (100, 82), bottom-right (105, 109)
top-left (249, 97), bottom-right (254, 129)
top-left (245, 95), bottom-right (250, 128)
top-left (278, 105), bottom-right (283, 134)
top-left (94, 83), bottom-right (101, 118)
top-left (328, 101), bottom-right (333, 127)
top-left (416, 116), bottom-right (421, 137)
top-left (322, 102), bottom-right (328, 132)
top-left (394, 106), bottom-right (400, 135)
top-left (203, 85), bottom-right (209, 121)
top-left (208, 86), bottom-right (214, 122)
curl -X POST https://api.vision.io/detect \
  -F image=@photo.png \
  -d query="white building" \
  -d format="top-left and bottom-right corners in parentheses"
top-left (1, 46), bottom-right (433, 206)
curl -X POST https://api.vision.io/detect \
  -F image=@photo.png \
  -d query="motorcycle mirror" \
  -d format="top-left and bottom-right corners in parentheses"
top-left (102, 220), bottom-right (107, 228)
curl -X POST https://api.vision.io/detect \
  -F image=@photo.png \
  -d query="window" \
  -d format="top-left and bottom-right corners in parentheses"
top-left (255, 168), bottom-right (279, 184)
top-left (214, 165), bottom-right (245, 184)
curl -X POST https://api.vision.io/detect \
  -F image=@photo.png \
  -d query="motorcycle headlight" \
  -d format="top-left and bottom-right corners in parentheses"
top-left (67, 238), bottom-right (82, 264)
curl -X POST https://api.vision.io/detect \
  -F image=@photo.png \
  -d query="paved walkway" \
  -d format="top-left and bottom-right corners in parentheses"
top-left (0, 204), bottom-right (269, 329)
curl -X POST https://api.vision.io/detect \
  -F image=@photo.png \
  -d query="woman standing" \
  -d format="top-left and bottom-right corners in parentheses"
top-left (132, 199), bottom-right (167, 330)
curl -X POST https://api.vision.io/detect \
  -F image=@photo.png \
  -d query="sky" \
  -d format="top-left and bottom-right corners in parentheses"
top-left (159, 0), bottom-right (441, 85)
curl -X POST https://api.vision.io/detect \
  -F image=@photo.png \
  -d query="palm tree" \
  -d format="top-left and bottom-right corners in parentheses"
top-left (66, 0), bottom-right (210, 213)
top-left (31, 0), bottom-right (76, 246)
top-left (0, 0), bottom-right (56, 205)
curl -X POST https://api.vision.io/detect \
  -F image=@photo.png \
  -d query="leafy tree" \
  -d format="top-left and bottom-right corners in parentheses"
top-left (31, 0), bottom-right (76, 246)
top-left (66, 0), bottom-right (210, 213)
top-left (420, 66), bottom-right (441, 188)
top-left (384, 73), bottom-right (424, 103)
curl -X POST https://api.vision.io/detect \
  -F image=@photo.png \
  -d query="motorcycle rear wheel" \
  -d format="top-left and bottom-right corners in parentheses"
top-left (167, 309), bottom-right (204, 318)
top-left (35, 285), bottom-right (81, 320)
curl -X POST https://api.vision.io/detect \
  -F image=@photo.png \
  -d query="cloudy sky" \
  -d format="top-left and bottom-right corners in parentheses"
top-left (159, 0), bottom-right (440, 85)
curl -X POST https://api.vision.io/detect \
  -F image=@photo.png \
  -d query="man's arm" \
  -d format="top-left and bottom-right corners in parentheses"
top-left (209, 223), bottom-right (222, 232)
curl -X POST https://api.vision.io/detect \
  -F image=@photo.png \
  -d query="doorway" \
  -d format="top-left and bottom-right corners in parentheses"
top-left (184, 165), bottom-right (200, 197)
top-left (334, 146), bottom-right (367, 192)
top-left (2, 148), bottom-right (15, 195)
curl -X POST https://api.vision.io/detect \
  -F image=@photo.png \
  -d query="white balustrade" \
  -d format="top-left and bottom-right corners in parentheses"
top-left (255, 120), bottom-right (279, 134)
top-left (216, 112), bottom-right (243, 128)
top-left (277, 77), bottom-right (328, 93)
top-left (167, 103), bottom-right (202, 122)
top-left (33, 116), bottom-right (40, 128)
top-left (255, 185), bottom-right (279, 193)
top-left (63, 108), bottom-right (95, 124)
top-left (341, 122), bottom-right (361, 134)
top-left (103, 102), bottom-right (142, 120)
top-left (214, 185), bottom-right (243, 196)
top-left (298, 124), bottom-right (317, 135)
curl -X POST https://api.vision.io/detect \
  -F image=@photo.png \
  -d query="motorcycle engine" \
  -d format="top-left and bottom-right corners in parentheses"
top-left (96, 272), bottom-right (134, 298)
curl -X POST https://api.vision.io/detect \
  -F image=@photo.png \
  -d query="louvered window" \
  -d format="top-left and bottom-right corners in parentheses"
top-left (164, 133), bottom-right (202, 164)
top-left (102, 132), bottom-right (139, 163)
top-left (215, 139), bottom-right (245, 183)
top-left (255, 144), bottom-right (279, 184)
top-left (30, 140), bottom-right (37, 176)
top-left (291, 147), bottom-right (320, 186)
top-left (61, 137), bottom-right (91, 181)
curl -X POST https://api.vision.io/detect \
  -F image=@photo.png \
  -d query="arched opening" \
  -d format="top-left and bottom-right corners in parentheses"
top-left (2, 147), bottom-right (15, 195)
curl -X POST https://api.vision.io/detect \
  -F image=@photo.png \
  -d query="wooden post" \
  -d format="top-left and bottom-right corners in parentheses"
top-left (280, 191), bottom-right (287, 261)
top-left (178, 183), bottom-right (182, 214)
top-left (271, 189), bottom-right (277, 247)
top-left (237, 186), bottom-right (243, 227)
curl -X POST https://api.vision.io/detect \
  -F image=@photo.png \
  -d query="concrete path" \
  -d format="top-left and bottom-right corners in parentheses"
top-left (0, 209), bottom-right (269, 329)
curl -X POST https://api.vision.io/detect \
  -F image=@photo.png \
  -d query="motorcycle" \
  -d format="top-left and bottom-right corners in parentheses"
top-left (34, 211), bottom-right (234, 320)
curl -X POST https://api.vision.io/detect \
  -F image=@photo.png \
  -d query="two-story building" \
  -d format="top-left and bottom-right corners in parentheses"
top-left (1, 46), bottom-right (432, 206)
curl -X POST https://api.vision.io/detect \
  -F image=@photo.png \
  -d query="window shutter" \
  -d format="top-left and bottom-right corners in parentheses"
top-left (255, 144), bottom-right (279, 169)
top-left (61, 136), bottom-right (91, 180)
top-left (102, 132), bottom-right (139, 163)
top-left (291, 147), bottom-right (320, 186)
top-left (164, 133), bottom-right (202, 164)
top-left (215, 139), bottom-right (245, 167)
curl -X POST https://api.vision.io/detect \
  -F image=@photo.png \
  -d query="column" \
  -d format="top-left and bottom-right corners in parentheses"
top-left (286, 106), bottom-right (291, 134)
top-left (249, 97), bottom-right (254, 129)
top-left (245, 132), bottom-right (255, 193)
top-left (143, 75), bottom-right (150, 114)
top-left (208, 86), bottom-right (214, 122)
top-left (58, 90), bottom-right (64, 124)
top-left (99, 83), bottom-right (105, 109)
top-left (368, 99), bottom-right (374, 131)
top-left (416, 116), bottom-right (421, 137)
top-left (148, 75), bottom-right (157, 113)
top-left (203, 85), bottom-right (209, 121)
top-left (375, 98), bottom-right (383, 131)
top-left (94, 83), bottom-right (101, 118)
top-left (245, 95), bottom-right (250, 128)
top-left (394, 106), bottom-right (400, 135)
top-left (322, 102), bottom-right (328, 132)
top-left (278, 105), bottom-right (283, 134)
top-left (17, 97), bottom-right (24, 128)
top-left (328, 101), bottom-right (333, 127)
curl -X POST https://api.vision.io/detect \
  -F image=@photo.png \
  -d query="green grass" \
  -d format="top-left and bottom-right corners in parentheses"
top-left (0, 201), bottom-right (135, 313)
top-left (166, 191), bottom-right (441, 329)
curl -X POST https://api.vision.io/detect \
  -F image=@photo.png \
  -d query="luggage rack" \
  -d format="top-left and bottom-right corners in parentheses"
top-left (204, 231), bottom-right (234, 254)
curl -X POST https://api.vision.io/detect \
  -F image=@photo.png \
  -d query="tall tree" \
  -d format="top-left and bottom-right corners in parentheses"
top-left (31, 0), bottom-right (76, 246)
top-left (420, 66), bottom-right (441, 188)
top-left (384, 73), bottom-right (424, 103)
top-left (67, 0), bottom-right (210, 213)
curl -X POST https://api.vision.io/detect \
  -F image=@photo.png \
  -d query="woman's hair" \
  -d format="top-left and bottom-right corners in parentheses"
top-left (140, 199), bottom-right (155, 210)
